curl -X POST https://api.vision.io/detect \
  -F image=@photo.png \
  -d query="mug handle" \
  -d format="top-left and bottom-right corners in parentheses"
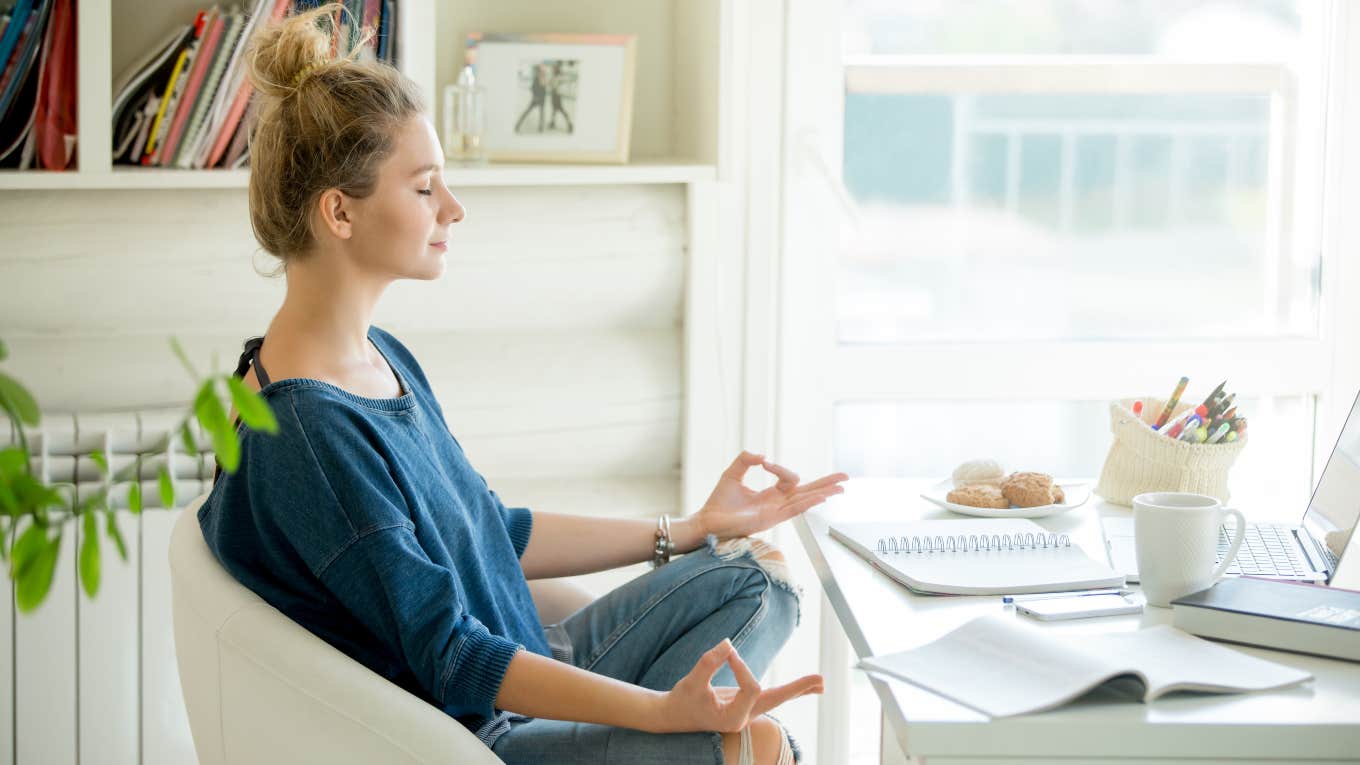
top-left (1208, 506), bottom-right (1247, 582)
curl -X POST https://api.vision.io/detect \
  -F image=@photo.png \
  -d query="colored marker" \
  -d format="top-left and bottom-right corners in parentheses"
top-left (1207, 422), bottom-right (1231, 443)
top-left (1133, 400), bottom-right (1143, 417)
top-left (1169, 415), bottom-right (1202, 439)
top-left (1154, 377), bottom-right (1190, 429)
top-left (1160, 409), bottom-right (1192, 434)
top-left (1226, 431), bottom-right (1239, 442)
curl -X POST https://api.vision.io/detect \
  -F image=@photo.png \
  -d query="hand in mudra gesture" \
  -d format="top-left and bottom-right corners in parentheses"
top-left (696, 451), bottom-right (849, 540)
top-left (651, 638), bottom-right (823, 734)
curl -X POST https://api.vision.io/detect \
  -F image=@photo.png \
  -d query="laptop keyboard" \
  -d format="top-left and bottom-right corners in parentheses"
top-left (1219, 523), bottom-right (1310, 577)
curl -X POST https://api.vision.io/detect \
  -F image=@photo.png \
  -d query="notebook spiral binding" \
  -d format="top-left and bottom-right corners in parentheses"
top-left (875, 531), bottom-right (1072, 555)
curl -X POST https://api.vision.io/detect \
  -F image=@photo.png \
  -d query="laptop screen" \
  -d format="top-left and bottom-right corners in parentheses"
top-left (1301, 389), bottom-right (1360, 582)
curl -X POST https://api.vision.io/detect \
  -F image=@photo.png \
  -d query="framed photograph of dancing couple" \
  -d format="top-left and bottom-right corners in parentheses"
top-left (464, 32), bottom-right (637, 163)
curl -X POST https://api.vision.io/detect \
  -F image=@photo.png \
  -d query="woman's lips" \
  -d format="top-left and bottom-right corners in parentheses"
top-left (429, 241), bottom-right (447, 251)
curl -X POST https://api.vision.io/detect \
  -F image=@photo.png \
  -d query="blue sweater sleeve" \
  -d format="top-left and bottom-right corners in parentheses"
top-left (318, 527), bottom-right (525, 719)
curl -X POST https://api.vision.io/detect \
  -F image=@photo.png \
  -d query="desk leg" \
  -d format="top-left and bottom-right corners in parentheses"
top-left (880, 709), bottom-right (911, 765)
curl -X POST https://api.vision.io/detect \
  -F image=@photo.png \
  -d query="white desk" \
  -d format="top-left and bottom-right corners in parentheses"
top-left (795, 478), bottom-right (1360, 764)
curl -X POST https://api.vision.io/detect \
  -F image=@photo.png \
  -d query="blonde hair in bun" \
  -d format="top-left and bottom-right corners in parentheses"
top-left (243, 1), bottom-right (426, 271)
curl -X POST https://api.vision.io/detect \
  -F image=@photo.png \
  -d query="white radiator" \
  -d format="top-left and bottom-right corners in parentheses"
top-left (3, 409), bottom-right (213, 765)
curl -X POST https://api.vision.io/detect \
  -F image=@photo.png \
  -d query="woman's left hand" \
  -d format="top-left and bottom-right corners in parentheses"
top-left (695, 451), bottom-right (849, 540)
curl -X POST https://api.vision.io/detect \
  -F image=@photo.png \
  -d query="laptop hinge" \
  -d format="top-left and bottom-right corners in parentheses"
top-left (1294, 526), bottom-right (1333, 580)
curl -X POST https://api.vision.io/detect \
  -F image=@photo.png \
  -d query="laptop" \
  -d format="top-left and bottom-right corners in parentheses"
top-left (1102, 388), bottom-right (1360, 585)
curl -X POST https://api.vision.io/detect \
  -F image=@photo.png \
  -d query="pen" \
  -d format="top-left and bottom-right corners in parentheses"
top-left (1196, 380), bottom-right (1227, 413)
top-left (1002, 588), bottom-right (1132, 604)
top-left (1153, 377), bottom-right (1190, 429)
top-left (1208, 392), bottom-right (1236, 420)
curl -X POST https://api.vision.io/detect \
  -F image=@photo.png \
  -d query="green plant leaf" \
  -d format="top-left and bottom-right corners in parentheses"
top-left (16, 530), bottom-right (60, 613)
top-left (89, 450), bottom-right (108, 475)
top-left (0, 372), bottom-right (40, 427)
top-left (79, 511), bottom-right (100, 599)
top-left (127, 481), bottom-right (142, 515)
top-left (0, 477), bottom-right (18, 516)
top-left (0, 337), bottom-right (7, 361)
top-left (106, 511), bottom-right (128, 562)
top-left (194, 379), bottom-right (224, 426)
top-left (226, 376), bottom-right (279, 433)
top-left (0, 446), bottom-right (28, 479)
top-left (158, 466), bottom-right (174, 509)
top-left (11, 473), bottom-right (66, 511)
top-left (212, 425), bottom-right (240, 473)
top-left (10, 522), bottom-right (45, 579)
top-left (178, 421), bottom-right (199, 456)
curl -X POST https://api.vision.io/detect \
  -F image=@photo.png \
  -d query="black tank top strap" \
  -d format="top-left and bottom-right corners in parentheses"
top-left (214, 336), bottom-right (268, 483)
top-left (236, 336), bottom-right (270, 387)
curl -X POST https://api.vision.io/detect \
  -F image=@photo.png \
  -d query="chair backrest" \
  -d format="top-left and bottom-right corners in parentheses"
top-left (169, 493), bottom-right (503, 765)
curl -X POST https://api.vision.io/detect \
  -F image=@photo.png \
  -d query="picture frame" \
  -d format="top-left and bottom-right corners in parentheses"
top-left (464, 32), bottom-right (637, 164)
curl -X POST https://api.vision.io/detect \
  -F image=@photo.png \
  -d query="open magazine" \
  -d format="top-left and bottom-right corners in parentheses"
top-left (858, 613), bottom-right (1313, 718)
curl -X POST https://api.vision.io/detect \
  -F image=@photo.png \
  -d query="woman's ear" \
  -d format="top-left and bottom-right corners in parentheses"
top-left (317, 188), bottom-right (354, 240)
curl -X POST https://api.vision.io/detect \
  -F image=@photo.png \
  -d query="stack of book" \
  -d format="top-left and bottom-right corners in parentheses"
top-left (0, 0), bottom-right (78, 170)
top-left (112, 0), bottom-right (399, 170)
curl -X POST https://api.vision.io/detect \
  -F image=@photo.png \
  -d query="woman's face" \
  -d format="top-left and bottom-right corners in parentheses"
top-left (344, 115), bottom-right (463, 281)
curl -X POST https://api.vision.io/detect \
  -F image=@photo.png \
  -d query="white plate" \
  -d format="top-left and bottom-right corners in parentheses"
top-left (920, 478), bottom-right (1090, 519)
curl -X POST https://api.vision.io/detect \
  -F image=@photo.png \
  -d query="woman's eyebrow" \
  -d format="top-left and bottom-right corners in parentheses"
top-left (409, 163), bottom-right (440, 177)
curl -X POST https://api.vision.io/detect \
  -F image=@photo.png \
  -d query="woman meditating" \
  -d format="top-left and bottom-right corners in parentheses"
top-left (200, 4), bottom-right (847, 763)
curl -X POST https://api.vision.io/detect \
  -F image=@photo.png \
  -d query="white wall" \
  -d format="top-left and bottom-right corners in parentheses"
top-left (0, 181), bottom-right (690, 763)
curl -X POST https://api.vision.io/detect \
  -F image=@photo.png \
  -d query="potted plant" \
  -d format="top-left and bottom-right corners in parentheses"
top-left (0, 336), bottom-right (278, 612)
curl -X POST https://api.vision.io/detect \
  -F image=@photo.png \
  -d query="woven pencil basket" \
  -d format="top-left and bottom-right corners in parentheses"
top-left (1094, 397), bottom-right (1247, 507)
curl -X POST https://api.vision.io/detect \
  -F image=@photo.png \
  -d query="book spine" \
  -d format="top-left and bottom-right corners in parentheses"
top-left (1172, 605), bottom-right (1360, 662)
top-left (160, 9), bottom-right (223, 167)
top-left (143, 15), bottom-right (202, 164)
top-left (178, 12), bottom-right (241, 168)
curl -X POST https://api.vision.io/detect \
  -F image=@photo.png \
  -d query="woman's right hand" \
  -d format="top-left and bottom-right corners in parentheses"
top-left (648, 638), bottom-right (824, 734)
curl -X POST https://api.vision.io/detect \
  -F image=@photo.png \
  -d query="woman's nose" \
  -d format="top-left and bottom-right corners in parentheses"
top-left (441, 188), bottom-right (465, 224)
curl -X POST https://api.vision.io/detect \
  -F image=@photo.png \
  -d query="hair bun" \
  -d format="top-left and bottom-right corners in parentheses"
top-left (245, 2), bottom-right (345, 99)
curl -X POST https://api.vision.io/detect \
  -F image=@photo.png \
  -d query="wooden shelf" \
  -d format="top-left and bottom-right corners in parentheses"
top-left (0, 158), bottom-right (714, 190)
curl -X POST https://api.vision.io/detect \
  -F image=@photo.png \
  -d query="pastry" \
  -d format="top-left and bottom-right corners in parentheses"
top-left (1001, 471), bottom-right (1061, 508)
top-left (946, 484), bottom-right (1010, 509)
top-left (951, 458), bottom-right (1005, 489)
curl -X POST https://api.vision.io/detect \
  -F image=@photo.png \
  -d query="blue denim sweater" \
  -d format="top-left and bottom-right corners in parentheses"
top-left (199, 325), bottom-right (549, 743)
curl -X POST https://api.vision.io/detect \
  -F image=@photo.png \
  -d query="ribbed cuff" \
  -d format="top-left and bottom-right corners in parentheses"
top-left (504, 506), bottom-right (533, 559)
top-left (443, 625), bottom-right (523, 719)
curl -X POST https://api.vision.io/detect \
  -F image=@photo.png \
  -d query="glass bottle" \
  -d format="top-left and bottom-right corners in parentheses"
top-left (443, 64), bottom-right (487, 165)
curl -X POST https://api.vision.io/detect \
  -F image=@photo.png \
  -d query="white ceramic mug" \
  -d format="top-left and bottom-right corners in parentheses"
top-left (1133, 491), bottom-right (1246, 608)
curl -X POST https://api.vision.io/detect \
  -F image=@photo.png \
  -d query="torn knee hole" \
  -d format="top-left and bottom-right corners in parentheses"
top-left (713, 537), bottom-right (797, 595)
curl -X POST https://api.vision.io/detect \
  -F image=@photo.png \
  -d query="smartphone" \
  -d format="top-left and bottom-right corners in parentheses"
top-left (1015, 593), bottom-right (1144, 621)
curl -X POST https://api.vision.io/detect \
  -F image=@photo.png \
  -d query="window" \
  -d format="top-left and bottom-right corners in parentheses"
top-left (777, 2), bottom-right (1357, 763)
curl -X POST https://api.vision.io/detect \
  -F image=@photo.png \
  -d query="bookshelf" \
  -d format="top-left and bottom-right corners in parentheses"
top-left (0, 0), bottom-right (723, 189)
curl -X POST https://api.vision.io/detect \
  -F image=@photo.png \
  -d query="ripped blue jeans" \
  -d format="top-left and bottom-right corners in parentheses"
top-left (489, 533), bottom-right (805, 764)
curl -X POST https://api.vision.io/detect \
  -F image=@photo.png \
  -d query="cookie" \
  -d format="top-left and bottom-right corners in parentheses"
top-left (1001, 471), bottom-right (1060, 508)
top-left (946, 484), bottom-right (1010, 509)
top-left (951, 458), bottom-right (1005, 488)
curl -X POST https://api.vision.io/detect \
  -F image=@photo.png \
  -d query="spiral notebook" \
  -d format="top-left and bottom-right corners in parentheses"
top-left (829, 518), bottom-right (1124, 595)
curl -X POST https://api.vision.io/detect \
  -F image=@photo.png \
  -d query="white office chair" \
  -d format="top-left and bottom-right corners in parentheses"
top-left (169, 492), bottom-right (595, 764)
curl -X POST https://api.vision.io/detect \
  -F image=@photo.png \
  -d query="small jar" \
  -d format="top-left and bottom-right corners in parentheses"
top-left (443, 65), bottom-right (487, 165)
